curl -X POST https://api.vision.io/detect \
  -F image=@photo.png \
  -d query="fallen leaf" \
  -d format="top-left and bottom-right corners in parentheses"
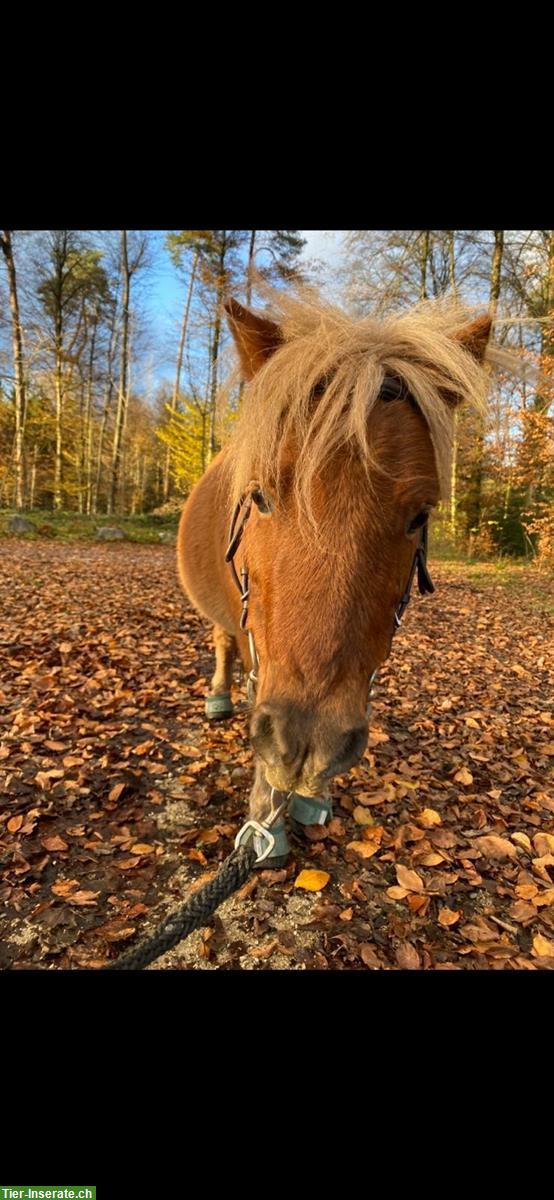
top-left (509, 900), bottom-right (536, 922)
top-left (531, 855), bottom-right (554, 881)
top-left (68, 890), bottom-right (98, 906)
top-left (532, 934), bottom-right (554, 957)
top-left (439, 908), bottom-right (461, 927)
top-left (420, 852), bottom-right (445, 866)
top-left (359, 943), bottom-right (382, 969)
top-left (248, 939), bottom-right (279, 959)
top-left (294, 869), bottom-right (330, 892)
top-left (515, 883), bottom-right (538, 900)
top-left (474, 835), bottom-right (518, 860)
top-left (130, 843), bottom-right (155, 855)
top-left (51, 878), bottom-right (79, 896)
top-left (186, 848), bottom-right (208, 865)
top-left (395, 863), bottom-right (425, 892)
top-left (511, 832), bottom-right (532, 852)
top-left (353, 805), bottom-right (375, 826)
top-left (416, 808), bottom-right (442, 828)
top-left (41, 835), bottom-right (69, 852)
top-left (395, 942), bottom-right (421, 969)
top-left (387, 885), bottom-right (409, 900)
top-left (108, 782), bottom-right (126, 803)
top-left (7, 815), bottom-right (23, 832)
top-left (133, 740), bottom-right (155, 756)
top-left (454, 767), bottom-right (474, 786)
top-left (533, 833), bottom-right (554, 857)
top-left (368, 728), bottom-right (390, 745)
top-left (532, 889), bottom-right (554, 908)
top-left (347, 839), bottom-right (380, 859)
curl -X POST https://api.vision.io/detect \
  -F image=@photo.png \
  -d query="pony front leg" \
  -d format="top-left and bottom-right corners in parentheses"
top-left (247, 758), bottom-right (291, 868)
top-left (205, 625), bottom-right (237, 719)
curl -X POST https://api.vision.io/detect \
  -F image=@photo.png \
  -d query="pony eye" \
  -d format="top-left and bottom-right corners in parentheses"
top-left (406, 508), bottom-right (430, 534)
top-left (252, 489), bottom-right (272, 514)
top-left (380, 376), bottom-right (405, 402)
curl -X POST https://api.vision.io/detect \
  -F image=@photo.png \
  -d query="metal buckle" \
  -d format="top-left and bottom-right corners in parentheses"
top-left (234, 790), bottom-right (289, 864)
top-left (234, 819), bottom-right (276, 863)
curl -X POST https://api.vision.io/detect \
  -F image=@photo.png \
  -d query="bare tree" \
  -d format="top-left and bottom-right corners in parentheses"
top-left (0, 231), bottom-right (27, 509)
top-left (107, 231), bottom-right (147, 514)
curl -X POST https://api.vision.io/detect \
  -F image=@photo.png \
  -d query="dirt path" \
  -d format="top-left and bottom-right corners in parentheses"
top-left (0, 541), bottom-right (553, 970)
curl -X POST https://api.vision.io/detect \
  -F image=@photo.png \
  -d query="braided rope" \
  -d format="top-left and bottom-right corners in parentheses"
top-left (104, 844), bottom-right (257, 971)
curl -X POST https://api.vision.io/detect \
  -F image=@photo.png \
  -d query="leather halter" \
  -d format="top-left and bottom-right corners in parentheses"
top-left (225, 487), bottom-right (435, 705)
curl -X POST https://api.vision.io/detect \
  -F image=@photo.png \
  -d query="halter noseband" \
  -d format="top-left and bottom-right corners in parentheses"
top-left (225, 486), bottom-right (435, 707)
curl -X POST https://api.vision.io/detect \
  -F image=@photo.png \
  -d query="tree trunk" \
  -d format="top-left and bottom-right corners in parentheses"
top-left (420, 231), bottom-right (430, 300)
top-left (447, 233), bottom-right (459, 541)
top-left (108, 231), bottom-right (131, 514)
top-left (450, 411), bottom-right (459, 541)
top-left (465, 230), bottom-right (503, 539)
top-left (93, 309), bottom-right (118, 514)
top-left (54, 324), bottom-right (63, 511)
top-left (536, 229), bottom-right (554, 415)
top-left (209, 235), bottom-right (227, 458)
top-left (245, 230), bottom-right (256, 307)
top-left (448, 231), bottom-right (457, 299)
top-left (1, 231), bottom-right (27, 510)
top-left (163, 249), bottom-right (198, 502)
top-left (29, 443), bottom-right (38, 510)
top-left (84, 312), bottom-right (97, 514)
top-left (237, 231), bottom-right (258, 407)
top-left (489, 230), bottom-right (504, 317)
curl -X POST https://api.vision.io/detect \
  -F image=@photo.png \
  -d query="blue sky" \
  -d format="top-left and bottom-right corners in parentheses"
top-left (140, 231), bottom-right (345, 389)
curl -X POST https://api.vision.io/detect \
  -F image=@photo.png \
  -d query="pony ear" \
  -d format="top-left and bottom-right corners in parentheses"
top-left (454, 314), bottom-right (492, 363)
top-left (438, 314), bottom-right (493, 409)
top-left (224, 298), bottom-right (282, 380)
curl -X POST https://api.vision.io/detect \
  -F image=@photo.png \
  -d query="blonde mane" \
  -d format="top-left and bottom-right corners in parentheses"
top-left (226, 287), bottom-right (515, 526)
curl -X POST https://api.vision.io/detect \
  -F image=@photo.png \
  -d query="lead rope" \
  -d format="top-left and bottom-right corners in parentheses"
top-left (103, 796), bottom-right (289, 970)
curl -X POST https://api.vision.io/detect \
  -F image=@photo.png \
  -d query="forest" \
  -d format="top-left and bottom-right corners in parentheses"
top-left (0, 230), bottom-right (552, 564)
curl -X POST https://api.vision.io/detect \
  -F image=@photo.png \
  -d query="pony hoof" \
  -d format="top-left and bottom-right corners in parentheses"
top-left (205, 692), bottom-right (234, 720)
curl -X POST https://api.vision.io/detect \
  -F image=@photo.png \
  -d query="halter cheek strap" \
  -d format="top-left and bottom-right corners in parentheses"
top-left (394, 520), bottom-right (435, 627)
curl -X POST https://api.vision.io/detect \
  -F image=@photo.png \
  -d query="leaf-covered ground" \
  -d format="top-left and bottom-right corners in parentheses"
top-left (0, 541), bottom-right (553, 970)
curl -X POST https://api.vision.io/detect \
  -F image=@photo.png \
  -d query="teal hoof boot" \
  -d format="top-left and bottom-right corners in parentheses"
top-left (253, 820), bottom-right (290, 870)
top-left (205, 692), bottom-right (234, 720)
top-left (288, 793), bottom-right (333, 837)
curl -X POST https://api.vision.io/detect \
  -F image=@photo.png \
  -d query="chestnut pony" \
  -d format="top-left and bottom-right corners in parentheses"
top-left (178, 290), bottom-right (502, 861)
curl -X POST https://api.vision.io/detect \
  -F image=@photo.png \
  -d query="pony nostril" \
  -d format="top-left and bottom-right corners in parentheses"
top-left (321, 725), bottom-right (368, 779)
top-left (342, 725), bottom-right (368, 765)
top-left (250, 704), bottom-right (306, 777)
top-left (251, 709), bottom-right (273, 748)
top-left (279, 741), bottom-right (300, 767)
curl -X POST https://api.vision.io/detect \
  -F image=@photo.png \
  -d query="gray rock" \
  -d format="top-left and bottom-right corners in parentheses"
top-left (158, 531), bottom-right (176, 544)
top-left (8, 516), bottom-right (35, 534)
top-left (96, 526), bottom-right (126, 541)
